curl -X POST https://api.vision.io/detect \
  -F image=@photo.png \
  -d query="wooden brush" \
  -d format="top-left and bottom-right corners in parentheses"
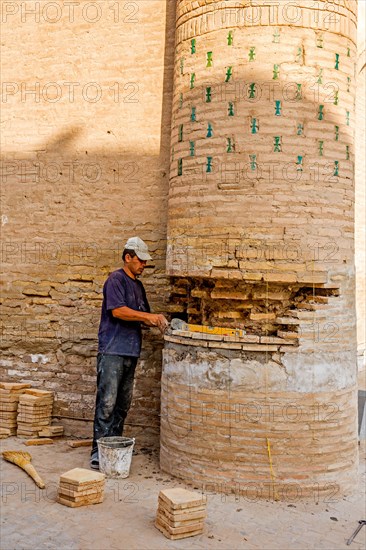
top-left (2, 450), bottom-right (45, 489)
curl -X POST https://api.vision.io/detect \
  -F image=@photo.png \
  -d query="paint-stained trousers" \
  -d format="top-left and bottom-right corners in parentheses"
top-left (91, 353), bottom-right (138, 455)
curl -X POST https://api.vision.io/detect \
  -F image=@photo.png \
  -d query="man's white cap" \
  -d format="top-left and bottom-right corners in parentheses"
top-left (124, 236), bottom-right (152, 261)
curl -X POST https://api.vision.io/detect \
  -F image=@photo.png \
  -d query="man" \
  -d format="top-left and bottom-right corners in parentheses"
top-left (90, 236), bottom-right (168, 469)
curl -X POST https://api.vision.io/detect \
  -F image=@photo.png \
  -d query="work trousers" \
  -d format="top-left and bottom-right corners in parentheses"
top-left (92, 353), bottom-right (138, 455)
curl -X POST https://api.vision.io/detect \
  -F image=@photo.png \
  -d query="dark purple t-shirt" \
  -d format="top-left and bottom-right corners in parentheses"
top-left (98, 269), bottom-right (150, 357)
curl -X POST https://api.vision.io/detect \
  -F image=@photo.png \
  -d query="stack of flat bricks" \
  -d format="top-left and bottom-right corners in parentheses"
top-left (17, 389), bottom-right (54, 437)
top-left (38, 425), bottom-right (64, 437)
top-left (0, 383), bottom-right (31, 435)
top-left (57, 468), bottom-right (105, 508)
top-left (155, 488), bottom-right (207, 540)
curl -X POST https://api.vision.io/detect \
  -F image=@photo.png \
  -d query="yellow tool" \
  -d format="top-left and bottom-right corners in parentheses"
top-left (170, 318), bottom-right (246, 338)
top-left (266, 438), bottom-right (279, 501)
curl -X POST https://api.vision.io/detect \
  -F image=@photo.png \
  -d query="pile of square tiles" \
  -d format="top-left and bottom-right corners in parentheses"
top-left (0, 382), bottom-right (31, 435)
top-left (155, 488), bottom-right (207, 540)
top-left (57, 468), bottom-right (105, 508)
top-left (17, 389), bottom-right (54, 437)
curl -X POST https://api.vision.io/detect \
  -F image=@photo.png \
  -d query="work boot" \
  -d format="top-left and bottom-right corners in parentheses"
top-left (90, 450), bottom-right (99, 470)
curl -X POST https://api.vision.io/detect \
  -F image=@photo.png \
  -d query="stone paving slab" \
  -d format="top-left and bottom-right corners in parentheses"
top-left (0, 437), bottom-right (365, 550)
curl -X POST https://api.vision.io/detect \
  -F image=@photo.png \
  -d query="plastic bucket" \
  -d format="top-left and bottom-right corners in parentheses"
top-left (97, 436), bottom-right (135, 478)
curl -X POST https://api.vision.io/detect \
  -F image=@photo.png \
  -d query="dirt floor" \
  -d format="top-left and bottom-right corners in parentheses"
top-left (1, 436), bottom-right (365, 550)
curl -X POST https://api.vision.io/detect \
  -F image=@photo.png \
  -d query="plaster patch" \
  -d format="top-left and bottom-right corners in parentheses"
top-left (30, 354), bottom-right (49, 364)
top-left (282, 350), bottom-right (356, 392)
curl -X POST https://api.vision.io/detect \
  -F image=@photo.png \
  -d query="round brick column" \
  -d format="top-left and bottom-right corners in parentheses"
top-left (162, 0), bottom-right (359, 497)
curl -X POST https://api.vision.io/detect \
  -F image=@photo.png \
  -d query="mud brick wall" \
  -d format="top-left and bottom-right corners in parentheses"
top-left (0, 0), bottom-right (176, 442)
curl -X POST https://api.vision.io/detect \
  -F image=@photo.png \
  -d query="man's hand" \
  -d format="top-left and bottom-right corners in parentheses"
top-left (112, 307), bottom-right (169, 334)
top-left (145, 313), bottom-right (169, 334)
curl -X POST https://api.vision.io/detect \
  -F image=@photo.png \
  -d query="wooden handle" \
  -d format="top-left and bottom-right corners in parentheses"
top-left (24, 463), bottom-right (45, 489)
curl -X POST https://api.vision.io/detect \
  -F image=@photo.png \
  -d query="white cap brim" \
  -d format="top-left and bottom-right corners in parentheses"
top-left (136, 252), bottom-right (152, 261)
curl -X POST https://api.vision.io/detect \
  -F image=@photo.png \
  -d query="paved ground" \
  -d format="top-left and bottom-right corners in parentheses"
top-left (0, 436), bottom-right (365, 550)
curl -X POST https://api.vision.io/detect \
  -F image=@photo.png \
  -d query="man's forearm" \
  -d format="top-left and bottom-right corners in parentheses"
top-left (112, 306), bottom-right (152, 324)
top-left (112, 307), bottom-right (169, 333)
